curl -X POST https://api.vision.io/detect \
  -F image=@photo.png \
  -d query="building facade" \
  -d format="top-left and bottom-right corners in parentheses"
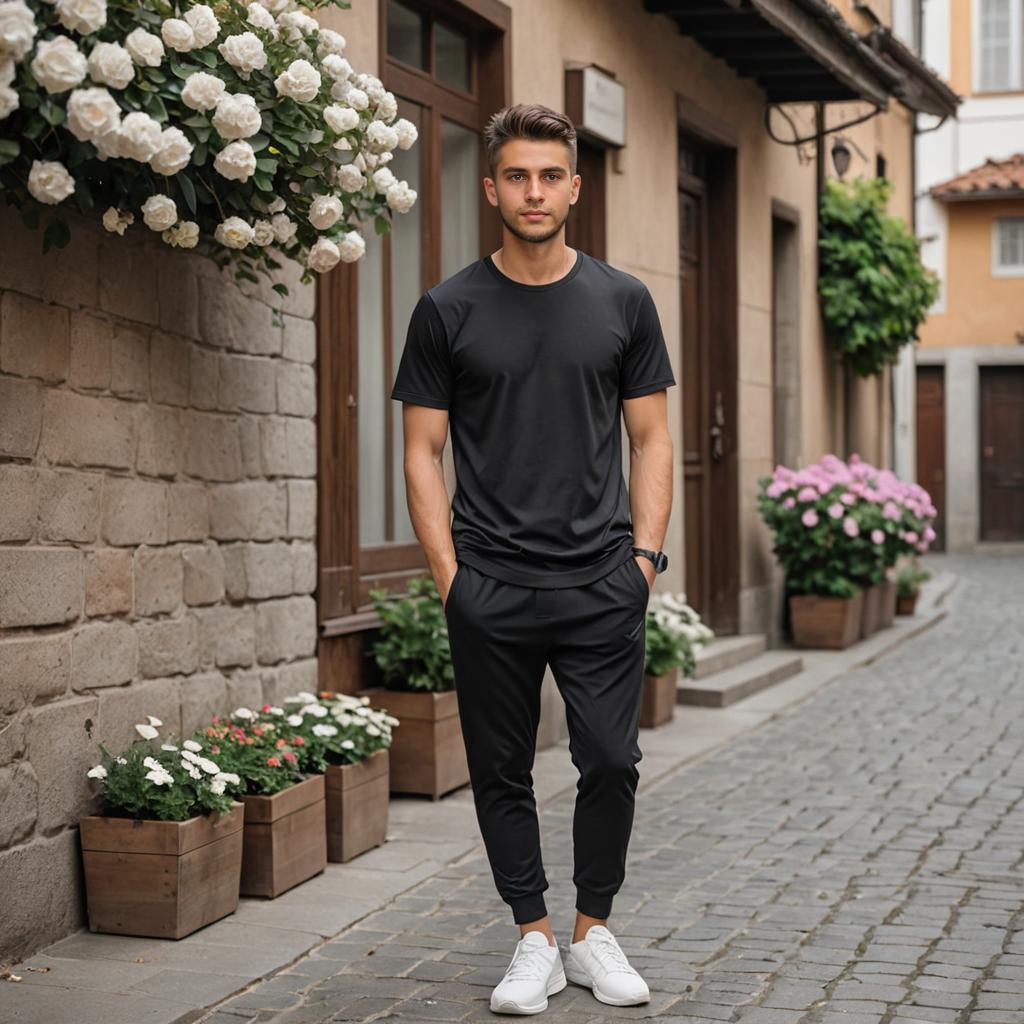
top-left (0, 0), bottom-right (953, 964)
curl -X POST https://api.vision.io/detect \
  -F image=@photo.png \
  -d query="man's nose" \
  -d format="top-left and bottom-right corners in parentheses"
top-left (525, 176), bottom-right (544, 200)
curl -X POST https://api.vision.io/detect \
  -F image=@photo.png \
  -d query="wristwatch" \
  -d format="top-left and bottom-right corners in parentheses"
top-left (632, 547), bottom-right (668, 573)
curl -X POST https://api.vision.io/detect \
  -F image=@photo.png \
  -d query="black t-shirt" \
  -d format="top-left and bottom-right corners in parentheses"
top-left (390, 248), bottom-right (676, 589)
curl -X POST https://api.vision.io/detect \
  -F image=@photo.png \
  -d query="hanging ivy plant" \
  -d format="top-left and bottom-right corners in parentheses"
top-left (818, 176), bottom-right (939, 378)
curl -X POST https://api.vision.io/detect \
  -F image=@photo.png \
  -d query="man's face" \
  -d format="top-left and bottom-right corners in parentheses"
top-left (484, 138), bottom-right (580, 244)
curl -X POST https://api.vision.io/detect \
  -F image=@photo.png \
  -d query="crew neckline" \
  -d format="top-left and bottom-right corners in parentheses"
top-left (483, 248), bottom-right (584, 291)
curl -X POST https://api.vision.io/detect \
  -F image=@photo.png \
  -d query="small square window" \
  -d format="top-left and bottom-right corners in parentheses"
top-left (387, 0), bottom-right (427, 70)
top-left (994, 217), bottom-right (1024, 276)
top-left (435, 21), bottom-right (470, 92)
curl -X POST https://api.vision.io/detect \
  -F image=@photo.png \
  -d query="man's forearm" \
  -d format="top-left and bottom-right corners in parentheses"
top-left (628, 432), bottom-right (673, 551)
top-left (404, 451), bottom-right (458, 584)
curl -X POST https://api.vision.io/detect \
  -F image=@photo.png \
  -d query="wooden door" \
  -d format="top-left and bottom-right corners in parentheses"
top-left (980, 367), bottom-right (1024, 542)
top-left (915, 366), bottom-right (946, 551)
top-left (565, 139), bottom-right (606, 261)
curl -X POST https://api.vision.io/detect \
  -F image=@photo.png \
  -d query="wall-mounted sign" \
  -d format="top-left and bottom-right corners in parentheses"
top-left (565, 65), bottom-right (625, 149)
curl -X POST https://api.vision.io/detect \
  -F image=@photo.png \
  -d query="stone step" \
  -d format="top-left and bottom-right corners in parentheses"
top-left (693, 634), bottom-right (767, 679)
top-left (678, 650), bottom-right (805, 708)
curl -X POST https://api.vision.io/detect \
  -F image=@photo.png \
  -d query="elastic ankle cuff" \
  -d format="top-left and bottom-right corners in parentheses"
top-left (508, 892), bottom-right (548, 925)
top-left (575, 888), bottom-right (613, 920)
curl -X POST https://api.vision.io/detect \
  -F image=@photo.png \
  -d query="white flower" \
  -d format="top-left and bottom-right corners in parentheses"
top-left (317, 28), bottom-right (346, 57)
top-left (321, 54), bottom-right (352, 82)
top-left (31, 36), bottom-right (87, 94)
top-left (375, 91), bottom-right (397, 123)
top-left (184, 4), bottom-right (219, 48)
top-left (0, 2), bottom-right (36, 61)
top-left (210, 778), bottom-right (227, 795)
top-left (118, 110), bottom-right (163, 162)
top-left (212, 92), bottom-right (261, 140)
top-left (102, 206), bottom-right (132, 234)
top-left (197, 757), bottom-right (220, 775)
top-left (160, 743), bottom-right (178, 751)
top-left (134, 721), bottom-right (159, 740)
top-left (86, 764), bottom-right (108, 779)
top-left (366, 119), bottom-right (399, 154)
top-left (334, 712), bottom-right (352, 726)
top-left (266, 706), bottom-right (284, 716)
top-left (339, 84), bottom-right (367, 110)
top-left (340, 739), bottom-right (354, 750)
top-left (276, 10), bottom-right (318, 43)
top-left (300, 703), bottom-right (328, 718)
top-left (386, 180), bottom-right (417, 214)
top-left (360, 696), bottom-right (370, 705)
top-left (372, 167), bottom-right (396, 193)
top-left (150, 125), bottom-right (193, 175)
top-left (253, 193), bottom-right (285, 214)
top-left (143, 755), bottom-right (162, 770)
top-left (146, 715), bottom-right (162, 727)
top-left (393, 116), bottom-right (417, 150)
top-left (271, 212), bottom-right (296, 245)
top-left (384, 714), bottom-right (399, 726)
top-left (181, 70), bottom-right (225, 111)
top-left (323, 103), bottom-right (358, 134)
top-left (312, 723), bottom-right (338, 737)
top-left (145, 768), bottom-right (174, 786)
top-left (214, 771), bottom-right (240, 785)
top-left (218, 31), bottom-right (267, 76)
top-left (115, 756), bottom-right (127, 764)
top-left (214, 215), bottom-right (255, 248)
top-left (246, 2), bottom-right (275, 32)
top-left (124, 27), bottom-right (164, 66)
top-left (163, 220), bottom-right (199, 248)
top-left (338, 230), bottom-right (366, 263)
top-left (308, 194), bottom-right (343, 230)
top-left (274, 58), bottom-right (320, 102)
top-left (214, 139), bottom-right (256, 182)
top-left (180, 749), bottom-right (200, 763)
top-left (27, 159), bottom-right (75, 203)
top-left (66, 86), bottom-right (119, 142)
top-left (55, 0), bottom-right (106, 35)
top-left (233, 706), bottom-right (254, 719)
top-left (334, 163), bottom-right (364, 193)
top-left (161, 18), bottom-right (195, 52)
top-left (365, 724), bottom-right (381, 737)
top-left (307, 237), bottom-right (340, 273)
top-left (0, 84), bottom-right (17, 120)
top-left (87, 41), bottom-right (132, 88)
top-left (286, 713), bottom-right (303, 727)
top-left (182, 739), bottom-right (203, 753)
top-left (252, 218), bottom-right (275, 246)
top-left (141, 194), bottom-right (177, 231)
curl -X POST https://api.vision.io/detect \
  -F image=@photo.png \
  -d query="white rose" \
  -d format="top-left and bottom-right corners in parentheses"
top-left (286, 713), bottom-right (303, 727)
top-left (338, 230), bottom-right (365, 263)
top-left (386, 180), bottom-right (417, 214)
top-left (181, 70), bottom-right (224, 111)
top-left (253, 193), bottom-right (285, 214)
top-left (332, 137), bottom-right (351, 152)
top-left (101, 206), bottom-right (132, 234)
top-left (307, 237), bottom-right (340, 273)
top-left (31, 35), bottom-right (87, 94)
top-left (274, 58), bottom-right (320, 102)
top-left (321, 54), bottom-right (352, 82)
top-left (0, 84), bottom-right (16, 119)
top-left (124, 27), bottom-right (164, 66)
top-left (372, 167), bottom-right (396, 193)
top-left (393, 116), bottom-right (418, 150)
top-left (317, 28), bottom-right (346, 57)
top-left (0, 1), bottom-right (37, 61)
top-left (150, 125), bottom-right (193, 175)
top-left (184, 4), bottom-right (219, 47)
top-left (160, 17), bottom-right (195, 52)
top-left (333, 82), bottom-right (367, 109)
top-left (252, 218), bottom-right (274, 245)
top-left (86, 764), bottom-right (108, 779)
top-left (87, 41), bottom-right (133, 89)
top-left (210, 778), bottom-right (227, 795)
top-left (276, 10), bottom-right (317, 43)
top-left (28, 159), bottom-right (75, 204)
top-left (214, 215), bottom-right (254, 249)
top-left (163, 220), bottom-right (199, 248)
top-left (218, 32), bottom-right (266, 76)
top-left (213, 139), bottom-right (256, 182)
top-left (366, 119), bottom-right (399, 154)
top-left (117, 110), bottom-right (163, 162)
top-left (308, 193), bottom-right (342, 230)
top-left (324, 103), bottom-right (358, 133)
top-left (55, 0), bottom-right (106, 35)
top-left (142, 194), bottom-right (177, 231)
top-left (375, 92), bottom-right (397, 123)
top-left (246, 2), bottom-right (275, 31)
top-left (66, 86), bottom-right (119, 141)
top-left (334, 162), bottom-right (364, 193)
top-left (270, 212), bottom-right (296, 245)
top-left (312, 723), bottom-right (338, 737)
top-left (212, 92), bottom-right (261, 140)
top-left (233, 707), bottom-right (254, 719)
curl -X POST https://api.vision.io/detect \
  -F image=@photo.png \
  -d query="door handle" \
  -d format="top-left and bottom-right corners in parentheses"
top-left (710, 390), bottom-right (726, 462)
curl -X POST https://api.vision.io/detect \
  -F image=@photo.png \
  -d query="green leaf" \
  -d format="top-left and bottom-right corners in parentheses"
top-left (194, 49), bottom-right (217, 69)
top-left (296, 165), bottom-right (321, 177)
top-left (374, 214), bottom-right (390, 235)
top-left (146, 93), bottom-right (168, 121)
top-left (177, 171), bottom-right (197, 215)
top-left (248, 133), bottom-right (270, 153)
top-left (272, 282), bottom-right (290, 296)
top-left (39, 101), bottom-right (66, 126)
top-left (255, 157), bottom-right (278, 173)
top-left (182, 114), bottom-right (210, 129)
top-left (0, 138), bottom-right (19, 162)
top-left (147, 68), bottom-right (168, 84)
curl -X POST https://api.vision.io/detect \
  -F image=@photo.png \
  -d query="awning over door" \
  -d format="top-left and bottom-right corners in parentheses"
top-left (864, 25), bottom-right (960, 118)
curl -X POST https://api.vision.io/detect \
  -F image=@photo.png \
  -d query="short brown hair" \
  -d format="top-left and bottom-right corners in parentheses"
top-left (483, 103), bottom-right (578, 177)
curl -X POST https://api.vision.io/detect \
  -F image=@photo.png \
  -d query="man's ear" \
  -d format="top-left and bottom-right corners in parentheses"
top-left (483, 176), bottom-right (498, 208)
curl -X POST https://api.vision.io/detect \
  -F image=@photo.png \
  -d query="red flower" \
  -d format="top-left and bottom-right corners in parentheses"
top-left (283, 751), bottom-right (297, 763)
top-left (267, 756), bottom-right (281, 767)
top-left (293, 736), bottom-right (305, 746)
top-left (261, 704), bottom-right (272, 713)
top-left (210, 745), bottom-right (220, 754)
top-left (276, 738), bottom-right (286, 748)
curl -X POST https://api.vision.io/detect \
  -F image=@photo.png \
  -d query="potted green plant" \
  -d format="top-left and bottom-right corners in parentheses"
top-left (640, 594), bottom-right (714, 728)
top-left (277, 690), bottom-right (396, 862)
top-left (359, 576), bottom-right (469, 799)
top-left (894, 559), bottom-right (931, 615)
top-left (199, 708), bottom-right (326, 899)
top-left (80, 716), bottom-right (244, 939)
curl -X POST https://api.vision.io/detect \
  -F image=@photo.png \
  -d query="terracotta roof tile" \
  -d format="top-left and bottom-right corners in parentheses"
top-left (930, 153), bottom-right (1024, 200)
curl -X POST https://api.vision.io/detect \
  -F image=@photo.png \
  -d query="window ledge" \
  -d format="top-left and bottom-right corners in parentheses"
top-left (320, 610), bottom-right (385, 637)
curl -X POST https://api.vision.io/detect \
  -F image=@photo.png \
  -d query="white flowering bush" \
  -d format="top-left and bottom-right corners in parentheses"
top-left (0, 0), bottom-right (418, 297)
top-left (85, 715), bottom-right (241, 821)
top-left (645, 593), bottom-right (714, 679)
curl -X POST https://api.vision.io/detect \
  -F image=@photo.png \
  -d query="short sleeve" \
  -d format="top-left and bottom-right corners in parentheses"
top-left (390, 293), bottom-right (453, 410)
top-left (620, 286), bottom-right (676, 400)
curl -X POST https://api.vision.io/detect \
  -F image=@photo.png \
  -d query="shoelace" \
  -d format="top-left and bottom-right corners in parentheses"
top-left (505, 942), bottom-right (554, 981)
top-left (586, 933), bottom-right (635, 975)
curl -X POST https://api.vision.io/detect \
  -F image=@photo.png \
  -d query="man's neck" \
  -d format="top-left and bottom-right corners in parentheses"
top-left (491, 240), bottom-right (576, 286)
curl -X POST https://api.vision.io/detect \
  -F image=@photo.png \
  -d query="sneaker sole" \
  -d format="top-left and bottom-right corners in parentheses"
top-left (564, 963), bottom-right (650, 1006)
top-left (490, 968), bottom-right (567, 1015)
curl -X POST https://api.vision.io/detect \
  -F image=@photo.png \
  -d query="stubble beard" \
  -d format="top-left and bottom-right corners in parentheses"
top-left (497, 203), bottom-right (570, 244)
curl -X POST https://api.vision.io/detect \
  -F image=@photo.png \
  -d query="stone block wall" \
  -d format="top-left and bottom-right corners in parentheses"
top-left (0, 207), bottom-right (319, 965)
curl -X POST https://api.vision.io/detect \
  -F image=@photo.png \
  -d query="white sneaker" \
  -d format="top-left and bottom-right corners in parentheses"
top-left (490, 930), bottom-right (566, 1015)
top-left (564, 924), bottom-right (651, 1006)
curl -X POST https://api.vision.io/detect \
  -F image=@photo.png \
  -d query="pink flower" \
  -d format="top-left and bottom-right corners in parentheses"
top-left (802, 509), bottom-right (819, 528)
top-left (840, 492), bottom-right (856, 506)
top-left (828, 503), bottom-right (844, 519)
top-left (766, 481), bottom-right (786, 499)
top-left (882, 501), bottom-right (901, 521)
top-left (916, 541), bottom-right (928, 553)
top-left (783, 497), bottom-right (796, 509)
top-left (871, 529), bottom-right (885, 544)
top-left (797, 487), bottom-right (818, 503)
top-left (905, 531), bottom-right (918, 544)
top-left (924, 526), bottom-right (936, 542)
top-left (843, 517), bottom-right (859, 537)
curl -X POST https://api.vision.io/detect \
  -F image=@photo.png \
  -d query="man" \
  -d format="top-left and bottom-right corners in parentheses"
top-left (390, 102), bottom-right (675, 1015)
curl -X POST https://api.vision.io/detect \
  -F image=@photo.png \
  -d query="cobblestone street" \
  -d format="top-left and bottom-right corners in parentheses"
top-left (169, 555), bottom-right (1024, 1022)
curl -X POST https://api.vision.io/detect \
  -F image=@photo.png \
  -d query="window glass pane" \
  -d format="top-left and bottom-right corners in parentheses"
top-left (387, 0), bottom-right (426, 70)
top-left (997, 218), bottom-right (1024, 268)
top-left (441, 118), bottom-right (480, 279)
top-left (358, 225), bottom-right (386, 546)
top-left (436, 21), bottom-right (470, 92)
top-left (388, 99), bottom-right (424, 544)
top-left (979, 0), bottom-right (1012, 90)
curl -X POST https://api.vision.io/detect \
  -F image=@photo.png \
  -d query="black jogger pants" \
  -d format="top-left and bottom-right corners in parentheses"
top-left (443, 553), bottom-right (650, 924)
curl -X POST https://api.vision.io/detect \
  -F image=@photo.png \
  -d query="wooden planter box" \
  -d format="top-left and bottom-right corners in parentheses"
top-left (325, 748), bottom-right (390, 862)
top-left (357, 687), bottom-right (470, 800)
top-left (860, 583), bottom-right (884, 638)
top-left (80, 802), bottom-right (244, 939)
top-left (896, 592), bottom-right (918, 616)
top-left (877, 579), bottom-right (896, 628)
top-left (640, 666), bottom-right (678, 729)
top-left (239, 774), bottom-right (326, 898)
top-left (790, 591), bottom-right (864, 649)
